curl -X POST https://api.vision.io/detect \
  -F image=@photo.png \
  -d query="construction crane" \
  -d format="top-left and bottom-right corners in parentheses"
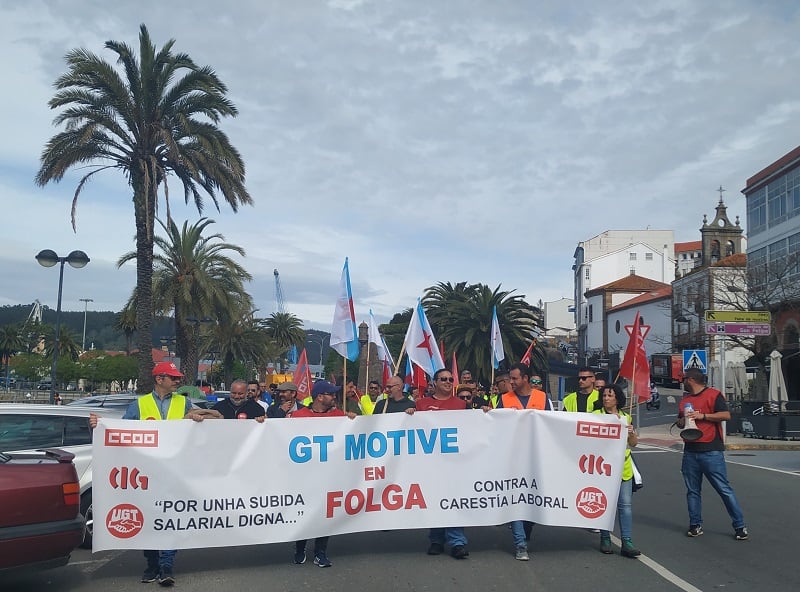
top-left (273, 269), bottom-right (286, 314)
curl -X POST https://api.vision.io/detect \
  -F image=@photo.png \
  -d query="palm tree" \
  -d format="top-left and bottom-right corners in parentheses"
top-left (114, 304), bottom-right (137, 354)
top-left (264, 312), bottom-right (305, 357)
top-left (36, 24), bottom-right (252, 393)
top-left (119, 217), bottom-right (252, 385)
top-left (0, 325), bottom-right (24, 384)
top-left (208, 312), bottom-right (271, 387)
top-left (423, 282), bottom-right (545, 384)
top-left (42, 327), bottom-right (81, 363)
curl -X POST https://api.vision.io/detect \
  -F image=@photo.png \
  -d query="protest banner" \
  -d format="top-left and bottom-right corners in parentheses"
top-left (93, 410), bottom-right (626, 551)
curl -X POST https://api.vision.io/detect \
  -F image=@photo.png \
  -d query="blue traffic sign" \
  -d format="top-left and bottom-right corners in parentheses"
top-left (682, 349), bottom-right (707, 373)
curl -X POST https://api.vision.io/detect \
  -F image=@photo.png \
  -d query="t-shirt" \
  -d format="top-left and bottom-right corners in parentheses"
top-left (415, 396), bottom-right (467, 412)
top-left (373, 397), bottom-right (416, 414)
top-left (291, 406), bottom-right (346, 418)
top-left (212, 398), bottom-right (266, 419)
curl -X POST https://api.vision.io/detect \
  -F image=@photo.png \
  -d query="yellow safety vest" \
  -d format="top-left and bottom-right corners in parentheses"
top-left (359, 394), bottom-right (384, 415)
top-left (562, 390), bottom-right (600, 412)
top-left (138, 393), bottom-right (186, 420)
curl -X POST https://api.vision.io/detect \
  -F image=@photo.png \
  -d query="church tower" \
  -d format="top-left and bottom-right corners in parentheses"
top-left (700, 187), bottom-right (744, 267)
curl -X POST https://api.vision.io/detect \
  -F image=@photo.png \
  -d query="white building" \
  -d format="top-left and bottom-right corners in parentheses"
top-left (606, 287), bottom-right (672, 357)
top-left (543, 298), bottom-right (575, 341)
top-left (574, 230), bottom-right (675, 357)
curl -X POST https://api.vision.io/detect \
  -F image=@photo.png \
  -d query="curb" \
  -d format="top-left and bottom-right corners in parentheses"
top-left (639, 437), bottom-right (800, 452)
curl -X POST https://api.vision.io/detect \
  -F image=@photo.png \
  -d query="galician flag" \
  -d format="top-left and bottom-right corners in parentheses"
top-left (330, 258), bottom-right (360, 362)
top-left (368, 309), bottom-right (389, 363)
top-left (403, 299), bottom-right (445, 376)
top-left (491, 305), bottom-right (505, 369)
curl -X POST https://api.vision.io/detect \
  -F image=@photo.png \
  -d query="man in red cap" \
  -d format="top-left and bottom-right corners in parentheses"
top-left (89, 361), bottom-right (219, 586)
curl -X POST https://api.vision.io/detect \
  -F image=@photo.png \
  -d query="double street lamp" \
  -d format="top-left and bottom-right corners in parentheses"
top-left (36, 249), bottom-right (90, 404)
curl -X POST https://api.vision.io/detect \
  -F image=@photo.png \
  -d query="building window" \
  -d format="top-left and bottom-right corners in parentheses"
top-left (615, 320), bottom-right (620, 333)
top-left (747, 187), bottom-right (766, 236)
top-left (645, 252), bottom-right (653, 260)
top-left (588, 305), bottom-right (594, 322)
top-left (629, 252), bottom-right (637, 261)
top-left (585, 268), bottom-right (590, 280)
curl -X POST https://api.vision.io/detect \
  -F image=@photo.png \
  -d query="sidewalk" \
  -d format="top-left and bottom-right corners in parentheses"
top-left (638, 424), bottom-right (800, 451)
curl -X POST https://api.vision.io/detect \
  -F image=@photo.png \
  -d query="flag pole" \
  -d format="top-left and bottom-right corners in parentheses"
top-left (342, 356), bottom-right (347, 414)
top-left (393, 342), bottom-right (407, 375)
top-left (365, 337), bottom-right (371, 391)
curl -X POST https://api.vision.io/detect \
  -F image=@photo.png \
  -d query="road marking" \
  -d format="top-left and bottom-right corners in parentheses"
top-left (609, 534), bottom-right (703, 592)
top-left (725, 460), bottom-right (800, 477)
top-left (70, 550), bottom-right (125, 574)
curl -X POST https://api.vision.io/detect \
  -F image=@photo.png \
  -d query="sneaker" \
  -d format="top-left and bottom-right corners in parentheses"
top-left (600, 537), bottom-right (613, 555)
top-left (451, 545), bottom-right (469, 559)
top-left (157, 567), bottom-right (175, 587)
top-left (735, 527), bottom-right (749, 541)
top-left (427, 542), bottom-right (444, 555)
top-left (141, 567), bottom-right (159, 583)
top-left (314, 551), bottom-right (332, 568)
top-left (687, 525), bottom-right (703, 537)
top-left (515, 546), bottom-right (529, 561)
top-left (621, 539), bottom-right (641, 558)
top-left (293, 550), bottom-right (306, 564)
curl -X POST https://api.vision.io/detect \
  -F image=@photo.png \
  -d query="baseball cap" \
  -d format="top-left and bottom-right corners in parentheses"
top-left (277, 382), bottom-right (298, 391)
top-left (152, 361), bottom-right (184, 377)
top-left (312, 380), bottom-right (340, 397)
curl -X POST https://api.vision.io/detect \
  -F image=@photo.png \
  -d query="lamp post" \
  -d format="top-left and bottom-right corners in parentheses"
top-left (79, 298), bottom-right (93, 352)
top-left (306, 334), bottom-right (327, 367)
top-left (36, 249), bottom-right (90, 404)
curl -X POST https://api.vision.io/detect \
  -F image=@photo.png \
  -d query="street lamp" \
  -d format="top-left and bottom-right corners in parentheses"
top-left (36, 249), bottom-right (90, 404)
top-left (79, 298), bottom-right (93, 352)
top-left (306, 334), bottom-right (328, 367)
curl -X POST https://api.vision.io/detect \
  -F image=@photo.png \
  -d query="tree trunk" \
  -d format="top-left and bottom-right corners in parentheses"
top-left (174, 310), bottom-right (197, 386)
top-left (133, 181), bottom-right (156, 394)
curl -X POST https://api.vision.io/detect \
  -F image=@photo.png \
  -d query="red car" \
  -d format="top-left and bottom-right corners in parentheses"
top-left (0, 448), bottom-right (84, 572)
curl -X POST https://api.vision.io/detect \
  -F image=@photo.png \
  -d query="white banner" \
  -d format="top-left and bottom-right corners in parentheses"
top-left (92, 410), bottom-right (627, 551)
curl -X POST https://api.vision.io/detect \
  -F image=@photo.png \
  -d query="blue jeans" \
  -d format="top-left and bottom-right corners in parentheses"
top-left (601, 478), bottom-right (633, 540)
top-left (682, 450), bottom-right (745, 529)
top-left (510, 521), bottom-right (533, 548)
top-left (429, 527), bottom-right (467, 548)
top-left (144, 549), bottom-right (176, 570)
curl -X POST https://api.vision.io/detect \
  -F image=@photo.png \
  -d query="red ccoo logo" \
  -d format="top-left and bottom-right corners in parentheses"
top-left (575, 487), bottom-right (608, 519)
top-left (105, 429), bottom-right (159, 447)
top-left (106, 503), bottom-right (144, 538)
top-left (576, 421), bottom-right (621, 439)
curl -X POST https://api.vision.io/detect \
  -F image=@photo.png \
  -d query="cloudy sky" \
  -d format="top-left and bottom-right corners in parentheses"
top-left (1, 1), bottom-right (799, 329)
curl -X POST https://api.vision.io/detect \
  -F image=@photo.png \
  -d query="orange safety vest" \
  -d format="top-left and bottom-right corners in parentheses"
top-left (502, 389), bottom-right (548, 410)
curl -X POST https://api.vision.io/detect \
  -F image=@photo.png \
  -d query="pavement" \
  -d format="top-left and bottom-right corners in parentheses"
top-left (638, 423), bottom-right (800, 451)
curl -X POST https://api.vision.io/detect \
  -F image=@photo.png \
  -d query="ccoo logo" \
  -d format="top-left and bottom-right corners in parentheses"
top-left (105, 429), bottom-right (159, 447)
top-left (576, 421), bottom-right (621, 440)
top-left (106, 503), bottom-right (144, 538)
top-left (579, 454), bottom-right (611, 476)
top-left (575, 487), bottom-right (608, 519)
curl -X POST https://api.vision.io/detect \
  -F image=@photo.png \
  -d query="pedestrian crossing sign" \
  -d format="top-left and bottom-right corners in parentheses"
top-left (682, 349), bottom-right (707, 373)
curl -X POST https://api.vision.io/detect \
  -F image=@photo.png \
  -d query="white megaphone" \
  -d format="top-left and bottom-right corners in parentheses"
top-left (681, 402), bottom-right (703, 441)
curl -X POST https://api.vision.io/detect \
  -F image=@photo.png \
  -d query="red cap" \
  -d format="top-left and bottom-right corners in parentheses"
top-left (152, 361), bottom-right (184, 378)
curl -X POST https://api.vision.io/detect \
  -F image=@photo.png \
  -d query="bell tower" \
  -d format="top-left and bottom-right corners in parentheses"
top-left (700, 186), bottom-right (743, 267)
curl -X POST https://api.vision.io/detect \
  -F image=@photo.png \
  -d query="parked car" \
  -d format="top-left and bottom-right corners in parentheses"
top-left (0, 448), bottom-right (84, 571)
top-left (68, 392), bottom-right (210, 410)
top-left (37, 380), bottom-right (53, 390)
top-left (0, 404), bottom-right (123, 549)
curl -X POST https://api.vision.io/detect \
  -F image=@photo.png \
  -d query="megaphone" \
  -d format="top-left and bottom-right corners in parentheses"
top-left (681, 403), bottom-right (703, 441)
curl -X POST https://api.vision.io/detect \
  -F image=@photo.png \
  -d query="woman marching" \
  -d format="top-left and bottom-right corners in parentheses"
top-left (593, 383), bottom-right (642, 558)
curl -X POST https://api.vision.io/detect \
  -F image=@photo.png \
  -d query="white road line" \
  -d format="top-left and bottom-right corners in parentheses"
top-left (609, 534), bottom-right (704, 592)
top-left (71, 550), bottom-right (125, 574)
top-left (724, 460), bottom-right (800, 477)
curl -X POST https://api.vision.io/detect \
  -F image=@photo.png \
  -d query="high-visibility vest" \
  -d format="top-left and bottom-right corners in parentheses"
top-left (502, 390), bottom-right (548, 410)
top-left (562, 390), bottom-right (600, 412)
top-left (593, 408), bottom-right (633, 481)
top-left (489, 393), bottom-right (500, 408)
top-left (138, 393), bottom-right (186, 420)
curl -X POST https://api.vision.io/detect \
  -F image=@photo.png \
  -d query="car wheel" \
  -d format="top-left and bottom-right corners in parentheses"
top-left (80, 491), bottom-right (93, 549)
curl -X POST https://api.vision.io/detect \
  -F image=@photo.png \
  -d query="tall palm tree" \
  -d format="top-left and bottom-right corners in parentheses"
top-left (0, 325), bottom-right (24, 383)
top-left (42, 327), bottom-right (81, 363)
top-left (423, 282), bottom-right (544, 384)
top-left (114, 304), bottom-right (137, 354)
top-left (36, 24), bottom-right (252, 393)
top-left (209, 313), bottom-right (271, 387)
top-left (264, 312), bottom-right (305, 357)
top-left (119, 217), bottom-right (252, 385)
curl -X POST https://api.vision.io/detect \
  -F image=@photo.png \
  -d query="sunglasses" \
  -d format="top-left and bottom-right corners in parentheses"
top-left (458, 395), bottom-right (471, 400)
top-left (438, 377), bottom-right (454, 382)
top-left (246, 388), bottom-right (258, 392)
top-left (578, 376), bottom-right (594, 380)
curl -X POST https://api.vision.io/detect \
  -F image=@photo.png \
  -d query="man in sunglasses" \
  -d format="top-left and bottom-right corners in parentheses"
top-left (562, 367), bottom-right (600, 412)
top-left (455, 383), bottom-right (489, 409)
top-left (413, 369), bottom-right (469, 559)
top-left (489, 371), bottom-right (511, 408)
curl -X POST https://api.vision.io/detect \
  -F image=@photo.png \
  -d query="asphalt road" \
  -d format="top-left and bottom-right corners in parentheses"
top-left (5, 442), bottom-right (799, 592)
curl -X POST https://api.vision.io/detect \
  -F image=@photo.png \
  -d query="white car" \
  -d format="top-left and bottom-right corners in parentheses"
top-left (0, 403), bottom-right (122, 549)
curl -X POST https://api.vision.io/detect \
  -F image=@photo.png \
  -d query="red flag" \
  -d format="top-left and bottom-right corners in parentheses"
top-left (292, 349), bottom-right (314, 402)
top-left (404, 357), bottom-right (414, 386)
top-left (382, 358), bottom-right (391, 386)
top-left (618, 311), bottom-right (651, 403)
top-left (520, 340), bottom-right (535, 367)
top-left (414, 364), bottom-right (428, 390)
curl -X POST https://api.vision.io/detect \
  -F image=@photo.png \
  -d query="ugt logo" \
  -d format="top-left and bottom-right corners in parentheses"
top-left (106, 503), bottom-right (144, 539)
top-left (575, 487), bottom-right (607, 519)
top-left (576, 421), bottom-right (621, 439)
top-left (109, 466), bottom-right (149, 490)
top-left (579, 454), bottom-right (611, 476)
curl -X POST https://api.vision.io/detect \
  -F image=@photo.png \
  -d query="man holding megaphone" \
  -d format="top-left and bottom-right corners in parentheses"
top-left (678, 368), bottom-right (749, 541)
